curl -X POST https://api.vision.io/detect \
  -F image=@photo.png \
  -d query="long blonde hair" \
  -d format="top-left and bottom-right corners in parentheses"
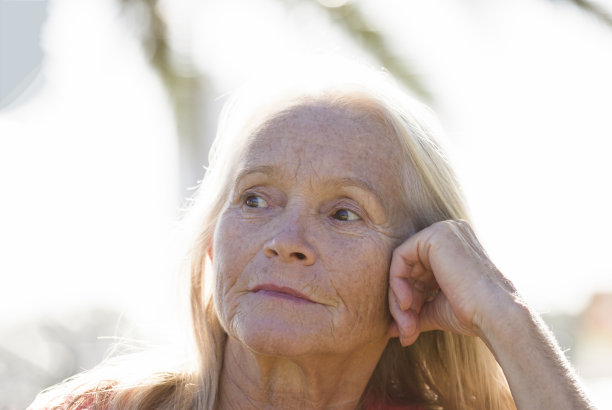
top-left (31, 59), bottom-right (515, 410)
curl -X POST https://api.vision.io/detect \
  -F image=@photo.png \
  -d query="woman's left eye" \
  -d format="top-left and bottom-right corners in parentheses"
top-left (332, 209), bottom-right (360, 221)
top-left (244, 195), bottom-right (268, 208)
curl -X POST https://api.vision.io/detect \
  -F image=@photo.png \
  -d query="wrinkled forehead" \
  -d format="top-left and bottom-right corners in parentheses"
top-left (243, 96), bottom-right (400, 155)
top-left (236, 97), bottom-right (412, 219)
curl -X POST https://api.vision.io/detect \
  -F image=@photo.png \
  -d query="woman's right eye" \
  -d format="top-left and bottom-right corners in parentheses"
top-left (244, 194), bottom-right (268, 208)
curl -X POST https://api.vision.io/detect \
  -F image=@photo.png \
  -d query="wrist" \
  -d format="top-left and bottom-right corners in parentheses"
top-left (473, 290), bottom-right (532, 348)
top-left (473, 293), bottom-right (595, 409)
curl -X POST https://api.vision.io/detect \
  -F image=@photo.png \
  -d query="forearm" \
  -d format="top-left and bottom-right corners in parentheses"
top-left (479, 299), bottom-right (595, 410)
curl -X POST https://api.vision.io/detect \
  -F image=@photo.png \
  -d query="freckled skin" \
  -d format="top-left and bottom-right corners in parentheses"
top-left (212, 101), bottom-right (410, 359)
top-left (211, 100), bottom-right (596, 410)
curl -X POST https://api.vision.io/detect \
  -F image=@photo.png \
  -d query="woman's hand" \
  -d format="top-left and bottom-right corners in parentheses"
top-left (388, 220), bottom-right (596, 409)
top-left (388, 219), bottom-right (518, 346)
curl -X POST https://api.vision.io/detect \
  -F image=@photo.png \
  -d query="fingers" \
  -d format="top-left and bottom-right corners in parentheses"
top-left (390, 228), bottom-right (436, 273)
top-left (388, 228), bottom-right (443, 346)
top-left (389, 288), bottom-right (417, 345)
top-left (389, 277), bottom-right (443, 346)
top-left (389, 246), bottom-right (438, 313)
top-left (418, 292), bottom-right (474, 337)
top-left (388, 221), bottom-right (473, 345)
top-left (389, 260), bottom-right (413, 311)
top-left (416, 293), bottom-right (446, 334)
top-left (388, 220), bottom-right (505, 344)
top-left (390, 283), bottom-right (447, 346)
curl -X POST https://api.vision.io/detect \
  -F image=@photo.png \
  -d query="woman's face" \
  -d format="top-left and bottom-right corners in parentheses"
top-left (212, 100), bottom-right (412, 358)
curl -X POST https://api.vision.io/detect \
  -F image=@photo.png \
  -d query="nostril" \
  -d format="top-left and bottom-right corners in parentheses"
top-left (293, 252), bottom-right (306, 260)
top-left (265, 248), bottom-right (279, 257)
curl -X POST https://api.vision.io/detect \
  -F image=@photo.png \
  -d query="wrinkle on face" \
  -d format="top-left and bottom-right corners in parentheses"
top-left (213, 97), bottom-right (414, 359)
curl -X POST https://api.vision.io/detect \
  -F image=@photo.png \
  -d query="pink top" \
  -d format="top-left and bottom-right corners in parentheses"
top-left (28, 394), bottom-right (104, 410)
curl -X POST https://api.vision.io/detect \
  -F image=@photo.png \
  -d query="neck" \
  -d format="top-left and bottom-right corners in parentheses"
top-left (218, 336), bottom-right (388, 410)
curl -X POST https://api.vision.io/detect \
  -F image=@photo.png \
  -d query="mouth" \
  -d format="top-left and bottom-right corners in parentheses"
top-left (251, 284), bottom-right (315, 304)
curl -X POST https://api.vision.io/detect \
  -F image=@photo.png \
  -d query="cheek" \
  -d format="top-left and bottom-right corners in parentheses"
top-left (211, 212), bottom-right (260, 325)
top-left (213, 211), bottom-right (255, 263)
top-left (329, 236), bottom-right (393, 325)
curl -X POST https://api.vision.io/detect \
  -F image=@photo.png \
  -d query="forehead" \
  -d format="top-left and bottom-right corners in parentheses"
top-left (243, 100), bottom-right (405, 177)
top-left (236, 100), bottom-right (409, 218)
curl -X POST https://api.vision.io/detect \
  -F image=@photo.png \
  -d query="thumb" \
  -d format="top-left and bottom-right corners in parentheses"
top-left (417, 293), bottom-right (475, 337)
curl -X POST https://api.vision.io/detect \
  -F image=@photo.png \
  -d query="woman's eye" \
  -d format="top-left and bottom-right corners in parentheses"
top-left (244, 195), bottom-right (268, 208)
top-left (332, 209), bottom-right (360, 221)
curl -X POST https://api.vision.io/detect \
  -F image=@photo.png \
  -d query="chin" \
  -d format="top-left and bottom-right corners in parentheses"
top-left (230, 312), bottom-right (331, 358)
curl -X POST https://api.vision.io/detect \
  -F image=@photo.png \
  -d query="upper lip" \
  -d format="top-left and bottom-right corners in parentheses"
top-left (251, 283), bottom-right (315, 302)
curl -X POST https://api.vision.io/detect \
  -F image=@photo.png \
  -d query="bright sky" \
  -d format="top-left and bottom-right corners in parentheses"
top-left (1, 0), bottom-right (611, 334)
top-left (0, 0), bottom-right (180, 336)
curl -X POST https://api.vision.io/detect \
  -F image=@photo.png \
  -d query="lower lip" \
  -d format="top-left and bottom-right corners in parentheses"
top-left (255, 289), bottom-right (314, 304)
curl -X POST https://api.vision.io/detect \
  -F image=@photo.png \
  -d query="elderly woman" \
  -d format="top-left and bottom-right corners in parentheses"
top-left (31, 62), bottom-right (594, 409)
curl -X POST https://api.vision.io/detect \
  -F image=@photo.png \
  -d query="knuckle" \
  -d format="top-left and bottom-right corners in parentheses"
top-left (440, 219), bottom-right (471, 235)
top-left (455, 219), bottom-right (469, 228)
top-left (430, 220), bottom-right (455, 238)
top-left (429, 220), bottom-right (447, 233)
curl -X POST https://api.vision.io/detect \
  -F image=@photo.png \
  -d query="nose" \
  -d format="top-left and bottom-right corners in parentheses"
top-left (263, 221), bottom-right (317, 265)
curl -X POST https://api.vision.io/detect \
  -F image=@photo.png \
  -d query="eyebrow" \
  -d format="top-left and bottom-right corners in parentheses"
top-left (234, 167), bottom-right (381, 197)
top-left (331, 177), bottom-right (380, 197)
top-left (233, 166), bottom-right (386, 215)
top-left (233, 165), bottom-right (277, 186)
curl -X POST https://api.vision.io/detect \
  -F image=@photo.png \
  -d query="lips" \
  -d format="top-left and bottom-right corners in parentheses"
top-left (251, 284), bottom-right (315, 303)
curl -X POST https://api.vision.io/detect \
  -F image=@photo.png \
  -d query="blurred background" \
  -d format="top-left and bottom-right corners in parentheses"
top-left (1, 0), bottom-right (612, 407)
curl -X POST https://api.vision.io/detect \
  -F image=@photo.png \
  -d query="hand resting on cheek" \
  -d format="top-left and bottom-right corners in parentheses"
top-left (389, 219), bottom-right (517, 346)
